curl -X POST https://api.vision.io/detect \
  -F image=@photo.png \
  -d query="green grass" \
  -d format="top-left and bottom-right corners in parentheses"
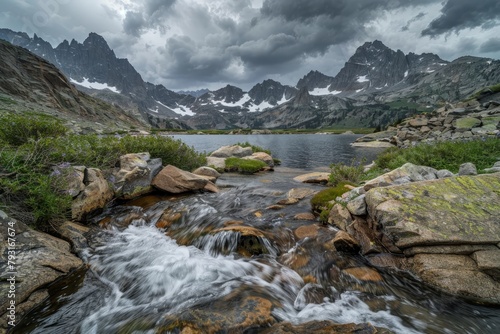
top-left (374, 138), bottom-right (500, 173)
top-left (224, 157), bottom-right (267, 174)
top-left (329, 159), bottom-right (366, 186)
top-left (310, 182), bottom-right (354, 221)
top-left (0, 111), bottom-right (206, 229)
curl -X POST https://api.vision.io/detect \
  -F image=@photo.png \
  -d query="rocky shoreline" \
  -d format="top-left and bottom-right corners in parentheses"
top-left (354, 92), bottom-right (500, 148)
top-left (1, 143), bottom-right (500, 332)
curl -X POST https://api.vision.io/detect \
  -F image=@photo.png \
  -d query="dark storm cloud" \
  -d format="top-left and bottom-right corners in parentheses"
top-left (122, 0), bottom-right (176, 36)
top-left (123, 11), bottom-right (145, 37)
top-left (480, 38), bottom-right (500, 53)
top-left (422, 0), bottom-right (500, 36)
top-left (402, 12), bottom-right (426, 31)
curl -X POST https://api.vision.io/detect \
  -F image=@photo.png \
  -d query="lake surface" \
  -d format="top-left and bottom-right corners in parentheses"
top-left (172, 134), bottom-right (385, 170)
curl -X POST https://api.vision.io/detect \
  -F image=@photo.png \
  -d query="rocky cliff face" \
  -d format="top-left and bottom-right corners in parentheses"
top-left (0, 40), bottom-right (144, 132)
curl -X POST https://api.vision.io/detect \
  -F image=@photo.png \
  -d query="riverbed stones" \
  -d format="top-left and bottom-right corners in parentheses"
top-left (72, 167), bottom-right (114, 222)
top-left (109, 152), bottom-right (162, 199)
top-left (152, 165), bottom-right (218, 194)
top-left (0, 212), bottom-right (83, 331)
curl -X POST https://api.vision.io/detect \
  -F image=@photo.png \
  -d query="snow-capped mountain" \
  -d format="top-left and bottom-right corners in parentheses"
top-left (1, 28), bottom-right (499, 130)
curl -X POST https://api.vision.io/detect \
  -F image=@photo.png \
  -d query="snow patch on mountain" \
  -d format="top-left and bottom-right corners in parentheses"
top-left (213, 94), bottom-right (251, 107)
top-left (70, 77), bottom-right (120, 93)
top-left (309, 85), bottom-right (342, 96)
top-left (356, 75), bottom-right (369, 83)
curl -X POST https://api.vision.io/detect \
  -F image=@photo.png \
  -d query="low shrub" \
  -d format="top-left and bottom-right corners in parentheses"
top-left (224, 157), bottom-right (267, 174)
top-left (329, 159), bottom-right (366, 186)
top-left (0, 111), bottom-right (67, 146)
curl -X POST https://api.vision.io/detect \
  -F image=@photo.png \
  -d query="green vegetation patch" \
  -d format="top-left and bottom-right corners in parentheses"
top-left (374, 138), bottom-right (500, 173)
top-left (329, 159), bottom-right (366, 186)
top-left (224, 157), bottom-right (267, 174)
top-left (0, 111), bottom-right (206, 229)
top-left (311, 182), bottom-right (354, 221)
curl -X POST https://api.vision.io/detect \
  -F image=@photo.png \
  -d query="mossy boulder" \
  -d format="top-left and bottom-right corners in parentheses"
top-left (454, 117), bottom-right (481, 129)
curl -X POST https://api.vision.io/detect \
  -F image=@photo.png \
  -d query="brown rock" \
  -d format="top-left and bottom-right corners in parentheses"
top-left (327, 203), bottom-right (353, 231)
top-left (72, 168), bottom-right (114, 221)
top-left (472, 249), bottom-right (500, 279)
top-left (293, 172), bottom-right (330, 184)
top-left (243, 152), bottom-right (274, 167)
top-left (192, 166), bottom-right (220, 182)
top-left (152, 165), bottom-right (209, 194)
top-left (331, 230), bottom-right (360, 253)
top-left (260, 321), bottom-right (387, 334)
top-left (293, 212), bottom-right (316, 221)
top-left (343, 267), bottom-right (383, 282)
top-left (294, 224), bottom-right (320, 239)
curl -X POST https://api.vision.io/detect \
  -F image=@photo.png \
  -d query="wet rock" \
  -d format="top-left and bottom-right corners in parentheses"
top-left (210, 225), bottom-right (271, 256)
top-left (72, 167), bottom-right (114, 222)
top-left (328, 203), bottom-right (353, 231)
top-left (110, 152), bottom-right (162, 200)
top-left (458, 162), bottom-right (477, 175)
top-left (152, 165), bottom-right (213, 194)
top-left (0, 212), bottom-right (83, 331)
top-left (155, 210), bottom-right (183, 229)
top-left (192, 166), bottom-right (220, 182)
top-left (331, 230), bottom-right (360, 253)
top-left (294, 224), bottom-right (320, 239)
top-left (266, 204), bottom-right (285, 210)
top-left (159, 294), bottom-right (276, 333)
top-left (279, 188), bottom-right (317, 205)
top-left (210, 145), bottom-right (253, 158)
top-left (293, 212), bottom-right (316, 221)
top-left (293, 283), bottom-right (335, 310)
top-left (472, 249), bottom-right (500, 279)
top-left (413, 254), bottom-right (500, 304)
top-left (56, 221), bottom-right (90, 254)
top-left (260, 321), bottom-right (390, 334)
top-left (343, 267), bottom-right (383, 282)
top-left (293, 172), bottom-right (330, 184)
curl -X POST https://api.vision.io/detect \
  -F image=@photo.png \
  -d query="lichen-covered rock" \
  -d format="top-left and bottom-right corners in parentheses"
top-left (366, 173), bottom-right (500, 248)
top-left (346, 194), bottom-right (367, 216)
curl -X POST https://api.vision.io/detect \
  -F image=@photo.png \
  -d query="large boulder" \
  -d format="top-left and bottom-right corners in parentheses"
top-left (0, 212), bottom-right (83, 331)
top-left (152, 165), bottom-right (218, 194)
top-left (243, 152), bottom-right (274, 167)
top-left (363, 172), bottom-right (500, 304)
top-left (109, 152), bottom-right (162, 200)
top-left (72, 168), bottom-right (114, 222)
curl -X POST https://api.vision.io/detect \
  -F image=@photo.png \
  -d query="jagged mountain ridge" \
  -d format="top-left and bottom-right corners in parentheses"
top-left (1, 28), bottom-right (499, 130)
top-left (0, 39), bottom-right (144, 133)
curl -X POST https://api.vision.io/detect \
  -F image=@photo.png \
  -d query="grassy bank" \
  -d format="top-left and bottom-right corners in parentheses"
top-left (0, 111), bottom-right (206, 229)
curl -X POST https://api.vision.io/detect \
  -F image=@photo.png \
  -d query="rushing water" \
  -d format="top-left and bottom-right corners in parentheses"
top-left (14, 136), bottom-right (500, 333)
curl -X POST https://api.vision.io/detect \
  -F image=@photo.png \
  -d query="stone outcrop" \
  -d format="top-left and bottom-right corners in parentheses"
top-left (72, 167), bottom-right (114, 222)
top-left (152, 165), bottom-right (218, 194)
top-left (109, 152), bottom-right (162, 199)
top-left (354, 95), bottom-right (500, 148)
top-left (0, 211), bottom-right (83, 332)
top-left (207, 145), bottom-right (276, 173)
top-left (327, 165), bottom-right (500, 304)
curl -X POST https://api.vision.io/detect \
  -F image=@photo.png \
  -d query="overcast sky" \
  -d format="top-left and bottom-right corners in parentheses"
top-left (1, 0), bottom-right (500, 91)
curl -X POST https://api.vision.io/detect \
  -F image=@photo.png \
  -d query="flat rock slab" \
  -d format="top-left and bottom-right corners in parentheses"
top-left (366, 173), bottom-right (500, 248)
top-left (351, 141), bottom-right (394, 148)
top-left (293, 172), bottom-right (330, 184)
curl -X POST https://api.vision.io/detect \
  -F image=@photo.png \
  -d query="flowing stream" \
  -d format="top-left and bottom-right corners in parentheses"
top-left (15, 170), bottom-right (500, 333)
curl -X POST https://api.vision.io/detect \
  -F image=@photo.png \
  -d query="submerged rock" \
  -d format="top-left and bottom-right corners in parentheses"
top-left (293, 172), bottom-right (330, 184)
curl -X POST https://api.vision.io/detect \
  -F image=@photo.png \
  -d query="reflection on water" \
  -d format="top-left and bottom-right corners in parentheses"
top-left (173, 134), bottom-right (384, 169)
